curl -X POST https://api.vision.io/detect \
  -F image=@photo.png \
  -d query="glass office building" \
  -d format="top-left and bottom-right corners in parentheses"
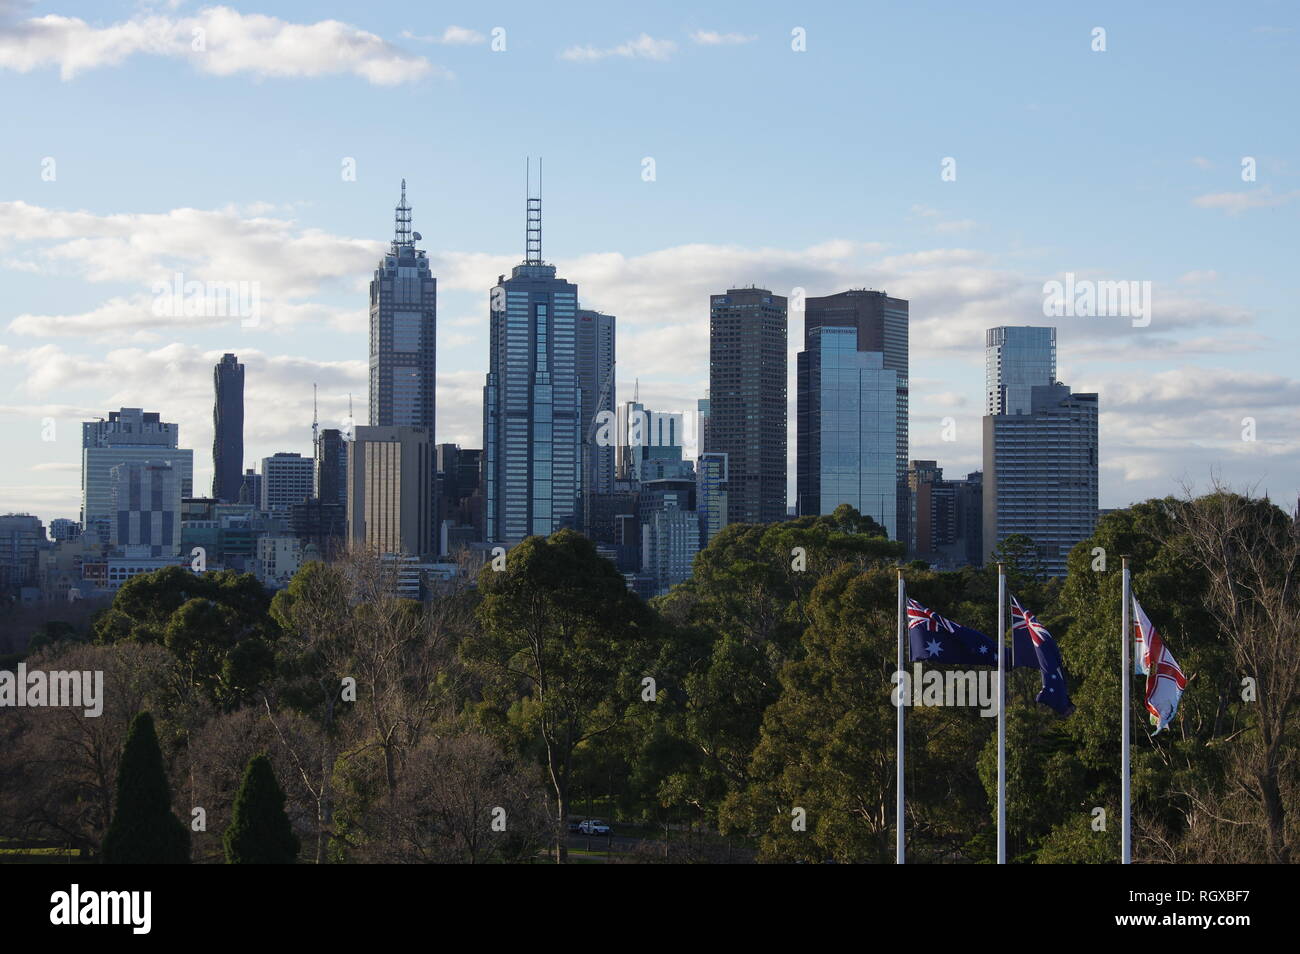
top-left (482, 196), bottom-right (582, 545)
top-left (796, 325), bottom-right (898, 536)
top-left (985, 326), bottom-right (1056, 415)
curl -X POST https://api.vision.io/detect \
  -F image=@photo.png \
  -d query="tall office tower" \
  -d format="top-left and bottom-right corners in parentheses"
top-left (347, 425), bottom-right (434, 558)
top-left (983, 382), bottom-right (1098, 577)
top-left (108, 460), bottom-right (182, 557)
top-left (796, 325), bottom-right (898, 535)
top-left (259, 453), bottom-right (315, 514)
top-left (696, 451), bottom-right (729, 546)
top-left (0, 514), bottom-right (45, 593)
top-left (804, 290), bottom-right (909, 541)
top-left (576, 309), bottom-right (615, 500)
top-left (986, 326), bottom-right (1056, 414)
top-left (908, 461), bottom-right (982, 569)
top-left (315, 428), bottom-right (348, 506)
top-left (482, 180), bottom-right (582, 544)
top-left (707, 287), bottom-right (788, 525)
top-left (82, 408), bottom-right (192, 541)
top-left (212, 353), bottom-right (245, 502)
top-left (370, 180), bottom-right (437, 431)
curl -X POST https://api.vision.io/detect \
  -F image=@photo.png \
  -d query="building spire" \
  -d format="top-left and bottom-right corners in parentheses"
top-left (394, 178), bottom-right (413, 248)
top-left (525, 158), bottom-right (542, 264)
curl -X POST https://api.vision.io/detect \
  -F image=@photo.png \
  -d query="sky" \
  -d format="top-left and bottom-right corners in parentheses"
top-left (1, 0), bottom-right (1298, 528)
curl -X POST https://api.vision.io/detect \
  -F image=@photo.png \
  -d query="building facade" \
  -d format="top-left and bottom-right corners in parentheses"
top-left (259, 453), bottom-right (314, 514)
top-left (482, 198), bottom-right (583, 545)
top-left (576, 309), bottom-right (615, 500)
top-left (347, 425), bottom-right (434, 558)
top-left (82, 408), bottom-right (191, 542)
top-left (109, 459), bottom-right (182, 557)
top-left (804, 290), bottom-right (909, 541)
top-left (796, 325), bottom-right (898, 536)
top-left (370, 181), bottom-right (437, 431)
top-left (707, 287), bottom-right (788, 525)
top-left (986, 326), bottom-right (1057, 415)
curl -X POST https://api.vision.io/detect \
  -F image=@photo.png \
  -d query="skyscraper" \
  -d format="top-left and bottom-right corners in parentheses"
top-left (576, 309), bottom-right (615, 501)
top-left (347, 425), bottom-right (434, 558)
top-left (370, 180), bottom-right (436, 431)
top-left (804, 290), bottom-right (909, 540)
top-left (315, 428), bottom-right (348, 507)
top-left (696, 451), bottom-right (729, 545)
top-left (482, 177), bottom-right (583, 545)
top-left (82, 408), bottom-right (192, 542)
top-left (986, 326), bottom-right (1056, 414)
top-left (707, 287), bottom-right (788, 525)
top-left (109, 459), bottom-right (181, 557)
top-left (212, 353), bottom-right (244, 503)
top-left (983, 379), bottom-right (1098, 577)
top-left (796, 325), bottom-right (898, 535)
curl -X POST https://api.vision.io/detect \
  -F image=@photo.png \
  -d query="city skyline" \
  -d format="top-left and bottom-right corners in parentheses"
top-left (3, 3), bottom-right (1298, 527)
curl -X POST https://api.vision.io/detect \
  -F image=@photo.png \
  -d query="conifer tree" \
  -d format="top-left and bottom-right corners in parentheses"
top-left (224, 754), bottom-right (300, 864)
top-left (103, 712), bottom-right (190, 864)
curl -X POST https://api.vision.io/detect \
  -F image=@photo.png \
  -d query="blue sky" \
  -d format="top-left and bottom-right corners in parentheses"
top-left (2, 0), bottom-right (1298, 526)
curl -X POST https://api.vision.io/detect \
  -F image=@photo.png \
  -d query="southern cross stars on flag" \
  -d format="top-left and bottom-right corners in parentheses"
top-left (906, 598), bottom-right (999, 665)
top-left (1133, 596), bottom-right (1187, 735)
top-left (1009, 596), bottom-right (1076, 716)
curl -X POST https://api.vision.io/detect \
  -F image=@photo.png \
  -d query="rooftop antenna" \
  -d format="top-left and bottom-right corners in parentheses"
top-left (394, 178), bottom-right (412, 249)
top-left (525, 158), bottom-right (542, 264)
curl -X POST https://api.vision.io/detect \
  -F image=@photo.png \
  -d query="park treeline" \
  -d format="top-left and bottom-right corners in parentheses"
top-left (1, 491), bottom-right (1295, 864)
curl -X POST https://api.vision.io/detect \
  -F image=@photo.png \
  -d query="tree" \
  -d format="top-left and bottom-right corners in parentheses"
top-left (224, 754), bottom-right (299, 864)
top-left (463, 530), bottom-right (653, 863)
top-left (102, 712), bottom-right (190, 864)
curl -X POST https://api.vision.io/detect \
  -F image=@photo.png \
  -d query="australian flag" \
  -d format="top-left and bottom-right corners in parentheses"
top-left (907, 599), bottom-right (999, 665)
top-left (1009, 596), bottom-right (1076, 716)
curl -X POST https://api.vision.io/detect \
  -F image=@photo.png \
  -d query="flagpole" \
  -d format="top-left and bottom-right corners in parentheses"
top-left (896, 568), bottom-right (905, 864)
top-left (997, 562), bottom-right (1006, 864)
top-left (1121, 556), bottom-right (1131, 864)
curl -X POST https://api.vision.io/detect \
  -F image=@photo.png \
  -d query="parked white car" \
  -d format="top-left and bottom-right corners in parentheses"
top-left (577, 819), bottom-right (611, 835)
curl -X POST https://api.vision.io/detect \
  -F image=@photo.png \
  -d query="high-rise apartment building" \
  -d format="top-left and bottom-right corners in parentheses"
top-left (707, 287), bottom-right (788, 525)
top-left (347, 425), bottom-right (434, 558)
top-left (370, 181), bottom-right (436, 431)
top-left (212, 353), bottom-right (245, 502)
top-left (983, 381), bottom-right (1098, 577)
top-left (908, 461), bottom-right (982, 569)
top-left (804, 290), bottom-right (909, 541)
top-left (696, 451), bottom-right (729, 546)
top-left (796, 324), bottom-right (898, 535)
top-left (482, 186), bottom-right (583, 544)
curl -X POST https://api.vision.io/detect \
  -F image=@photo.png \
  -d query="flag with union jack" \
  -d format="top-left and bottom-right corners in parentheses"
top-left (1009, 596), bottom-right (1076, 716)
top-left (906, 598), bottom-right (999, 665)
top-left (1133, 596), bottom-right (1187, 735)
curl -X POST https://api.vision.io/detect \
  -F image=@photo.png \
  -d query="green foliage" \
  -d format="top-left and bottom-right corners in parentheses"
top-left (102, 712), bottom-right (190, 864)
top-left (224, 755), bottom-right (299, 864)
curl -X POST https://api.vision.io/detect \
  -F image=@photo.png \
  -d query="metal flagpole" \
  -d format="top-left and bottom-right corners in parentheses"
top-left (1121, 556), bottom-right (1132, 864)
top-left (896, 568), bottom-right (905, 864)
top-left (997, 562), bottom-right (1006, 864)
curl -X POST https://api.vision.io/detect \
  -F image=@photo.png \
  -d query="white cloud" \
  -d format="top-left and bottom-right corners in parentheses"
top-left (0, 6), bottom-right (439, 84)
top-left (561, 33), bottom-right (676, 62)
top-left (1192, 186), bottom-right (1300, 214)
top-left (690, 30), bottom-right (756, 46)
top-left (402, 26), bottom-right (485, 46)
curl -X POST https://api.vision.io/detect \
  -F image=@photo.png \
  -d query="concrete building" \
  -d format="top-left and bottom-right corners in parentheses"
top-left (0, 514), bottom-right (46, 594)
top-left (259, 453), bottom-right (314, 514)
top-left (82, 408), bottom-right (192, 541)
top-left (696, 451), bottom-right (729, 546)
top-left (347, 425), bottom-right (434, 558)
top-left (707, 287), bottom-right (788, 525)
top-left (315, 428), bottom-right (349, 508)
top-left (983, 382), bottom-right (1098, 577)
top-left (641, 493), bottom-right (700, 597)
top-left (109, 459), bottom-right (182, 557)
top-left (909, 461), bottom-right (982, 569)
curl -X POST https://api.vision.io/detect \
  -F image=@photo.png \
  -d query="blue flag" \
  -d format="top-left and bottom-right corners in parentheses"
top-left (1009, 596), bottom-right (1076, 716)
top-left (907, 599), bottom-right (999, 665)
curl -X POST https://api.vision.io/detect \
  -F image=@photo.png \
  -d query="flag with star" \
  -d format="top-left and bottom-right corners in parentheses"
top-left (1009, 595), bottom-right (1075, 716)
top-left (906, 598), bottom-right (999, 665)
